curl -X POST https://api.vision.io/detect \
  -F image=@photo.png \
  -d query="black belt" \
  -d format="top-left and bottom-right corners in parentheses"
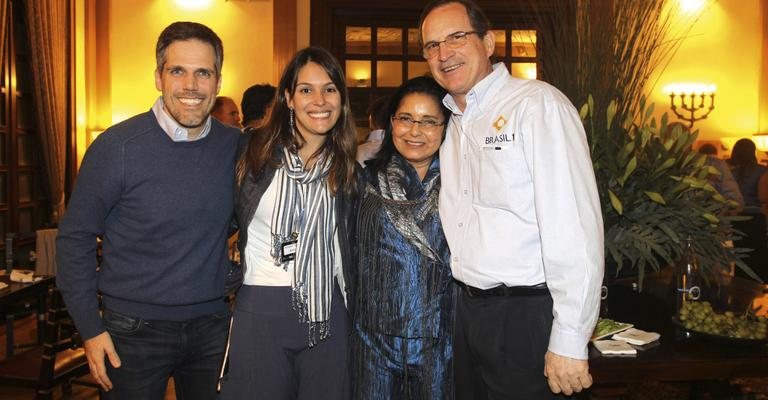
top-left (456, 280), bottom-right (548, 298)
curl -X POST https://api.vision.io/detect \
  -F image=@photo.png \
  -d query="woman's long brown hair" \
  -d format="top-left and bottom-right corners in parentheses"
top-left (237, 46), bottom-right (357, 195)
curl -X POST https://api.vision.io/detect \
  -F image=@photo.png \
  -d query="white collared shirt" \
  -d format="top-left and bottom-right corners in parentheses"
top-left (439, 63), bottom-right (604, 359)
top-left (151, 97), bottom-right (212, 142)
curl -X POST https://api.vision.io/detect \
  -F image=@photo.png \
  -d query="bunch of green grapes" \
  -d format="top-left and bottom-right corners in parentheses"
top-left (678, 301), bottom-right (768, 340)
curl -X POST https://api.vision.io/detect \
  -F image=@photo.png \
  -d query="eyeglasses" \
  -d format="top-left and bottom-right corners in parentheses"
top-left (391, 115), bottom-right (445, 130)
top-left (422, 31), bottom-right (479, 59)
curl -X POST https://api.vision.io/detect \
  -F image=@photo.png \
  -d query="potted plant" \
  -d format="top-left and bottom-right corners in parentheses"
top-left (530, 0), bottom-right (755, 286)
top-left (580, 95), bottom-right (752, 286)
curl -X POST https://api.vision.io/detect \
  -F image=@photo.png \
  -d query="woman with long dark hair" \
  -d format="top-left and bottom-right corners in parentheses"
top-left (220, 46), bottom-right (358, 399)
top-left (351, 76), bottom-right (454, 399)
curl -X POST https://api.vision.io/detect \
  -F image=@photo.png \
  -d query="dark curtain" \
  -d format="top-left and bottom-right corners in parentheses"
top-left (0, 0), bottom-right (7, 68)
top-left (24, 0), bottom-right (68, 222)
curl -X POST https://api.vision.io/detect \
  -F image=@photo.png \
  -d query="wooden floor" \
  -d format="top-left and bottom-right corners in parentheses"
top-left (0, 315), bottom-right (174, 400)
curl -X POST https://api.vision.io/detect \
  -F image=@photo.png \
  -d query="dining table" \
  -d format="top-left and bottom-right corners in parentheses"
top-left (0, 272), bottom-right (55, 358)
top-left (586, 267), bottom-right (768, 398)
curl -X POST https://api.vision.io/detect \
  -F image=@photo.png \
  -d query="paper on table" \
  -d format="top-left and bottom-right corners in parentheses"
top-left (10, 269), bottom-right (35, 283)
top-left (593, 339), bottom-right (637, 355)
top-left (612, 328), bottom-right (660, 346)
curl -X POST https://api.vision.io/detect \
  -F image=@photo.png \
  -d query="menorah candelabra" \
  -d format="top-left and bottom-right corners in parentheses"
top-left (665, 83), bottom-right (716, 129)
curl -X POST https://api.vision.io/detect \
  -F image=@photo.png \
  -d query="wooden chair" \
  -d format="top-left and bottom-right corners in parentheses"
top-left (0, 287), bottom-right (91, 399)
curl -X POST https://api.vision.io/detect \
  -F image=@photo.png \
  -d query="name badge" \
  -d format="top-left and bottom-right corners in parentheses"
top-left (280, 232), bottom-right (299, 263)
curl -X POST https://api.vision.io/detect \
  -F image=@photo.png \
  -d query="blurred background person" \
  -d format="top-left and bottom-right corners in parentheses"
top-left (698, 143), bottom-right (744, 214)
top-left (211, 96), bottom-right (242, 128)
top-left (351, 76), bottom-right (454, 399)
top-left (728, 138), bottom-right (768, 280)
top-left (356, 95), bottom-right (390, 166)
top-left (241, 83), bottom-right (277, 131)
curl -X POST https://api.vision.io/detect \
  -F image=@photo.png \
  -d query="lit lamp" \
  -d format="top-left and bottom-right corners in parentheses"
top-left (753, 133), bottom-right (768, 152)
top-left (663, 83), bottom-right (716, 129)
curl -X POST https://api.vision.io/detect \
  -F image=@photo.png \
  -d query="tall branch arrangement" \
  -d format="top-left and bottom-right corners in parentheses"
top-left (529, 0), bottom-right (755, 284)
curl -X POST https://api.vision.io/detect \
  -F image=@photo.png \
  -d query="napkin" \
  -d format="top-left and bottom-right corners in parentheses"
top-left (612, 328), bottom-right (661, 346)
top-left (10, 269), bottom-right (36, 283)
top-left (593, 339), bottom-right (637, 355)
top-left (0, 282), bottom-right (7, 290)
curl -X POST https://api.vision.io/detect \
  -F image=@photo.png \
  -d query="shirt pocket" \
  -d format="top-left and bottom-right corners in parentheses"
top-left (477, 144), bottom-right (530, 210)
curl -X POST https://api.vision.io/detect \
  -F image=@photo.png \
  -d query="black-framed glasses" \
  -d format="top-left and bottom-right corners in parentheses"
top-left (422, 31), bottom-right (479, 59)
top-left (391, 115), bottom-right (445, 129)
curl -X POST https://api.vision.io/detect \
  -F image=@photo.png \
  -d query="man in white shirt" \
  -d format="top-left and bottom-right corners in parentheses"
top-left (419, 1), bottom-right (604, 398)
top-left (355, 95), bottom-right (389, 166)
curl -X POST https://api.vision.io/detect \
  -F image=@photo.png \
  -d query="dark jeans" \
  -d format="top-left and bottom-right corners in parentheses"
top-left (454, 287), bottom-right (563, 400)
top-left (101, 308), bottom-right (230, 400)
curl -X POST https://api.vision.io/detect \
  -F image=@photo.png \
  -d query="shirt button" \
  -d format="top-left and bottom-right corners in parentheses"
top-left (453, 256), bottom-right (459, 262)
top-left (458, 222), bottom-right (464, 228)
top-left (463, 189), bottom-right (468, 195)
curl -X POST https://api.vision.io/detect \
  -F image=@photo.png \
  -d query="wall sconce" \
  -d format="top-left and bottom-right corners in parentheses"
top-left (174, 0), bottom-right (213, 10)
top-left (753, 133), bottom-right (768, 152)
top-left (663, 83), bottom-right (716, 129)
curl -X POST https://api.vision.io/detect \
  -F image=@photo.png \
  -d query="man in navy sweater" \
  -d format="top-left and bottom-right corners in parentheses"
top-left (56, 22), bottom-right (240, 400)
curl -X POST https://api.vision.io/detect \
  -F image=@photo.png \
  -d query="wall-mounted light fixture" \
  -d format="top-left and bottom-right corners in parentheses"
top-left (679, 0), bottom-right (707, 14)
top-left (174, 0), bottom-right (213, 11)
top-left (663, 82), bottom-right (716, 129)
top-left (753, 133), bottom-right (768, 152)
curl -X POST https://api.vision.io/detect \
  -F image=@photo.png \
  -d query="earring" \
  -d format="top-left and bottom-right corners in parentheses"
top-left (289, 108), bottom-right (295, 134)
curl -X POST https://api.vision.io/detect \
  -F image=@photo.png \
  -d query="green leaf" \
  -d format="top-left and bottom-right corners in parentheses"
top-left (620, 156), bottom-right (638, 185)
top-left (657, 222), bottom-right (680, 243)
top-left (640, 127), bottom-right (651, 148)
top-left (607, 101), bottom-right (618, 128)
top-left (644, 191), bottom-right (666, 204)
top-left (663, 137), bottom-right (675, 150)
top-left (704, 165), bottom-right (720, 176)
top-left (658, 158), bottom-right (676, 171)
top-left (682, 176), bottom-right (708, 189)
top-left (680, 153), bottom-right (696, 168)
top-left (617, 142), bottom-right (635, 165)
top-left (644, 101), bottom-right (655, 120)
top-left (609, 190), bottom-right (623, 215)
top-left (579, 102), bottom-right (589, 120)
top-left (702, 213), bottom-right (719, 224)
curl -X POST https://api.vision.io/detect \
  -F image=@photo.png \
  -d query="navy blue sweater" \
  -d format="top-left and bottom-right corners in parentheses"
top-left (57, 111), bottom-right (240, 339)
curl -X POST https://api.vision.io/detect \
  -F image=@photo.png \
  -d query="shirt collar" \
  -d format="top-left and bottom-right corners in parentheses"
top-left (442, 62), bottom-right (510, 115)
top-left (151, 96), bottom-right (212, 142)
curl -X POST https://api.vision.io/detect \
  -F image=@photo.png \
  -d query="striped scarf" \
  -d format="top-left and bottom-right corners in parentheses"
top-left (271, 147), bottom-right (336, 346)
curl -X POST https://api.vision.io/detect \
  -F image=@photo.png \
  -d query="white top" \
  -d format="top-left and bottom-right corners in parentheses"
top-left (243, 174), bottom-right (345, 298)
top-left (438, 63), bottom-right (604, 360)
top-left (244, 176), bottom-right (291, 286)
